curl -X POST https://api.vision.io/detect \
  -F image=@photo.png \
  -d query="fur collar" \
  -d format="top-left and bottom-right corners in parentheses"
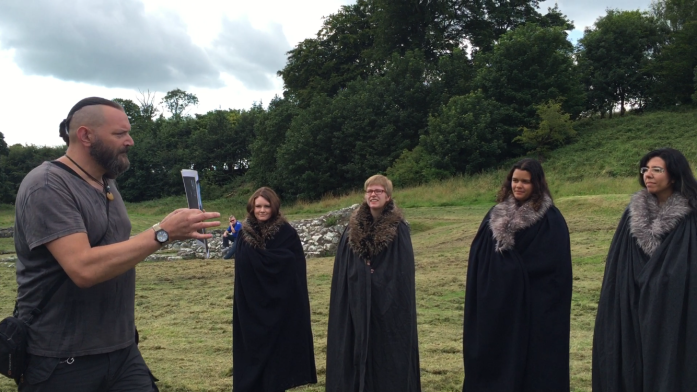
top-left (241, 214), bottom-right (287, 250)
top-left (628, 189), bottom-right (691, 256)
top-left (348, 200), bottom-right (403, 259)
top-left (489, 194), bottom-right (553, 252)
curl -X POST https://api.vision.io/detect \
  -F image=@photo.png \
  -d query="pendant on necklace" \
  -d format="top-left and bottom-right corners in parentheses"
top-left (106, 192), bottom-right (114, 201)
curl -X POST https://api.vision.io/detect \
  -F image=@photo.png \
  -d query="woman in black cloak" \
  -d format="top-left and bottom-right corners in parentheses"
top-left (325, 175), bottom-right (420, 392)
top-left (232, 187), bottom-right (317, 392)
top-left (463, 158), bottom-right (572, 392)
top-left (593, 148), bottom-right (697, 392)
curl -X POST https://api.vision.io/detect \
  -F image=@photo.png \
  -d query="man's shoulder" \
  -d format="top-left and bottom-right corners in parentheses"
top-left (21, 161), bottom-right (52, 181)
top-left (17, 162), bottom-right (56, 196)
top-left (14, 162), bottom-right (92, 220)
top-left (20, 161), bottom-right (75, 185)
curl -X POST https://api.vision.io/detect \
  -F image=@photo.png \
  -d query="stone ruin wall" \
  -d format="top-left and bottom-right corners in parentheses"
top-left (148, 204), bottom-right (358, 261)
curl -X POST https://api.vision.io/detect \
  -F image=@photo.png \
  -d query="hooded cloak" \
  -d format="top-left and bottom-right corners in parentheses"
top-left (325, 200), bottom-right (421, 392)
top-left (593, 189), bottom-right (697, 392)
top-left (463, 195), bottom-right (572, 392)
top-left (232, 215), bottom-right (317, 392)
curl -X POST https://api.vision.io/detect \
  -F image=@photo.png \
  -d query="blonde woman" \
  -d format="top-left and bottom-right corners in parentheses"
top-left (326, 175), bottom-right (420, 392)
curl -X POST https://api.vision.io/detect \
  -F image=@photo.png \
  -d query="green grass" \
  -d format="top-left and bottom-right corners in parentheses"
top-left (0, 239), bottom-right (14, 255)
top-left (0, 204), bottom-right (14, 228)
top-left (545, 109), bottom-right (697, 182)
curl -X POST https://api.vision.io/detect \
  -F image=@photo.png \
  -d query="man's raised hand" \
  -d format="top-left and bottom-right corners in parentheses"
top-left (160, 209), bottom-right (221, 241)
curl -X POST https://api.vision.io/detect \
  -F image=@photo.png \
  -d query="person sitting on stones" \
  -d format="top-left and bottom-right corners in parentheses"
top-left (222, 215), bottom-right (241, 259)
top-left (325, 174), bottom-right (421, 392)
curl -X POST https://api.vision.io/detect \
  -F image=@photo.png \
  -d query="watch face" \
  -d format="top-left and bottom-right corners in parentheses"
top-left (156, 230), bottom-right (169, 243)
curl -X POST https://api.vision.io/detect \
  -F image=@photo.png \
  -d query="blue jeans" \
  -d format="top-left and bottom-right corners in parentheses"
top-left (223, 240), bottom-right (237, 259)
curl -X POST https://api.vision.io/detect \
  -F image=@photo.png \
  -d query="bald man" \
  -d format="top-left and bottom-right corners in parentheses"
top-left (13, 97), bottom-right (220, 391)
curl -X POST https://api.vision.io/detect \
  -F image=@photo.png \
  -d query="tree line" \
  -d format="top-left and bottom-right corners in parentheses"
top-left (1, 0), bottom-right (696, 204)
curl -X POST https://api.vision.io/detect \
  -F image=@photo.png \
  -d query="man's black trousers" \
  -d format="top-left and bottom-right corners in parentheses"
top-left (18, 343), bottom-right (158, 392)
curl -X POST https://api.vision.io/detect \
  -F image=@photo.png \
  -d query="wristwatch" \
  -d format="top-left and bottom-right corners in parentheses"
top-left (152, 222), bottom-right (169, 245)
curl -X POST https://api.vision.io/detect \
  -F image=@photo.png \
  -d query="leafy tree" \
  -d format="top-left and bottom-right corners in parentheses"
top-left (116, 96), bottom-right (258, 201)
top-left (474, 23), bottom-right (584, 129)
top-left (0, 132), bottom-right (9, 203)
top-left (279, 0), bottom-right (566, 109)
top-left (273, 95), bottom-right (338, 199)
top-left (428, 48), bottom-right (476, 111)
top-left (119, 114), bottom-right (206, 201)
top-left (0, 168), bottom-right (9, 204)
top-left (421, 91), bottom-right (511, 175)
top-left (0, 144), bottom-right (66, 203)
top-left (514, 100), bottom-right (576, 159)
top-left (137, 90), bottom-right (159, 120)
top-left (648, 13), bottom-right (697, 105)
top-left (112, 98), bottom-right (142, 123)
top-left (369, 0), bottom-right (459, 60)
top-left (189, 109), bottom-right (241, 190)
top-left (155, 117), bottom-right (199, 191)
top-left (0, 131), bottom-right (7, 156)
top-left (276, 51), bottom-right (430, 200)
top-left (577, 10), bottom-right (668, 116)
top-left (537, 4), bottom-right (575, 30)
top-left (650, 0), bottom-right (697, 106)
top-left (113, 94), bottom-right (168, 202)
top-left (161, 88), bottom-right (199, 119)
top-left (248, 96), bottom-right (298, 188)
top-left (278, 0), bottom-right (375, 107)
top-left (651, 0), bottom-right (697, 31)
top-left (451, 0), bottom-right (571, 53)
top-left (116, 113), bottom-right (170, 202)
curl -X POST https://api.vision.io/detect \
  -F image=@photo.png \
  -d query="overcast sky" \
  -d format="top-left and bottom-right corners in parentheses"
top-left (0, 0), bottom-right (652, 147)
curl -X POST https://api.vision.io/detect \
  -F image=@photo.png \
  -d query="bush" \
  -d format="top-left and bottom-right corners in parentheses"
top-left (386, 146), bottom-right (449, 187)
top-left (421, 92), bottom-right (512, 175)
top-left (515, 100), bottom-right (576, 159)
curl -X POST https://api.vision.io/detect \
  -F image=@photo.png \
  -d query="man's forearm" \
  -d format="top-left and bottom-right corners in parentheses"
top-left (46, 228), bottom-right (162, 288)
top-left (46, 208), bottom-right (219, 288)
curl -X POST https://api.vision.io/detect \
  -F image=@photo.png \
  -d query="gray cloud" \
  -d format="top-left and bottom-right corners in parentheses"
top-left (211, 17), bottom-right (291, 90)
top-left (0, 0), bottom-right (291, 91)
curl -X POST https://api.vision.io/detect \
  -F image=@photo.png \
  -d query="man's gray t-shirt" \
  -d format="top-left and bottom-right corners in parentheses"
top-left (14, 161), bottom-right (135, 357)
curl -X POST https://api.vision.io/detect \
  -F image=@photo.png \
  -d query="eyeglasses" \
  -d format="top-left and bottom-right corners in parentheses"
top-left (365, 189), bottom-right (386, 195)
top-left (640, 167), bottom-right (665, 175)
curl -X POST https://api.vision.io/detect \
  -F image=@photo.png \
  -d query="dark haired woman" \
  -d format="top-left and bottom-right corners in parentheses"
top-left (232, 187), bottom-right (317, 392)
top-left (593, 148), bottom-right (697, 392)
top-left (463, 158), bottom-right (572, 392)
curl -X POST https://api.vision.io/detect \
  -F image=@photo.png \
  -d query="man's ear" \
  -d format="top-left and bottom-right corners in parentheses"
top-left (75, 126), bottom-right (93, 147)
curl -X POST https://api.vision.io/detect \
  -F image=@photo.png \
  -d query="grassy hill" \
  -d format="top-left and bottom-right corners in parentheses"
top-left (0, 107), bottom-right (696, 391)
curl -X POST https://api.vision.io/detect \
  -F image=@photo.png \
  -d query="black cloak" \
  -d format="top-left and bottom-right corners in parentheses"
top-left (463, 195), bottom-right (572, 392)
top-left (593, 190), bottom-right (697, 392)
top-left (232, 215), bottom-right (317, 392)
top-left (325, 201), bottom-right (421, 392)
